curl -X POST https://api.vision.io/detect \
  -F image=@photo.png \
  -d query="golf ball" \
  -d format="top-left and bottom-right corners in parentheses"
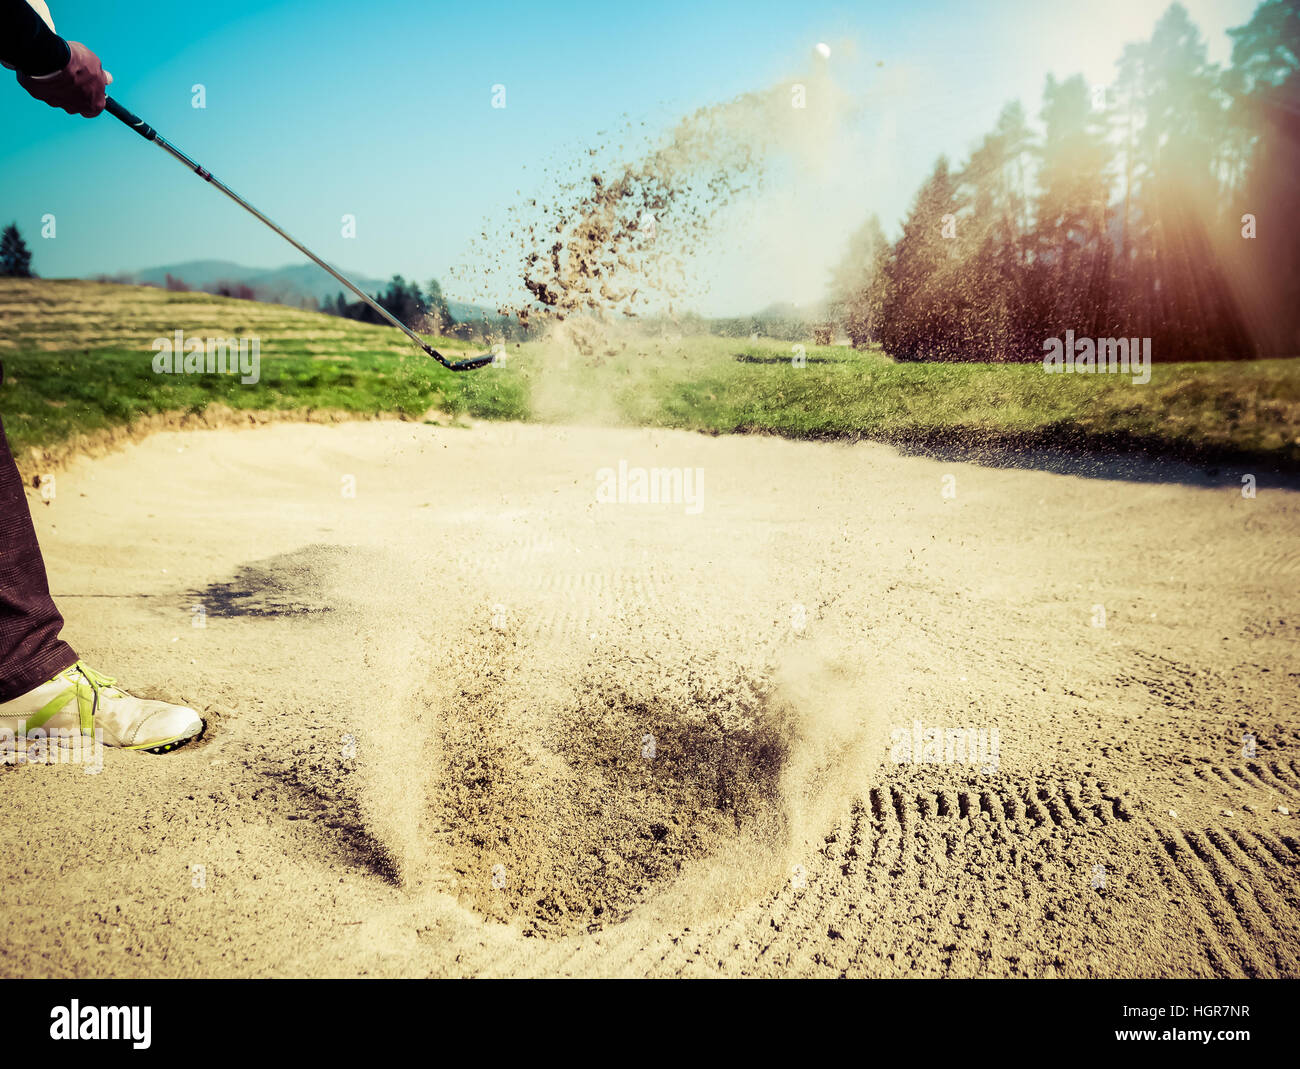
top-left (815, 42), bottom-right (831, 59)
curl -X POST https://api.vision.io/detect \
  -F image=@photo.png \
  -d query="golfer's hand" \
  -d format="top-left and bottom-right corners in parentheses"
top-left (17, 41), bottom-right (112, 118)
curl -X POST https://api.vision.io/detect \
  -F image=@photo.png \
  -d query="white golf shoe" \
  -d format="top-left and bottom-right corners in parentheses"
top-left (0, 662), bottom-right (203, 753)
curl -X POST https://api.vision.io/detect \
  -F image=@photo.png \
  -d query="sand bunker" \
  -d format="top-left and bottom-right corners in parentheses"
top-left (1, 421), bottom-right (1297, 977)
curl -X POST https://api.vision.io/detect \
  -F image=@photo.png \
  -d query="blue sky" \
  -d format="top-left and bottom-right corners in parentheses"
top-left (0, 0), bottom-right (1257, 314)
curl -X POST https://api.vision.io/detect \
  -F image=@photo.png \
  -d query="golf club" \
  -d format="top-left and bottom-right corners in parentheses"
top-left (104, 96), bottom-right (496, 372)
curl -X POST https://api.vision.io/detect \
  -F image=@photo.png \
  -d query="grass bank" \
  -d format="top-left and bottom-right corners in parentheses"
top-left (3, 279), bottom-right (1297, 470)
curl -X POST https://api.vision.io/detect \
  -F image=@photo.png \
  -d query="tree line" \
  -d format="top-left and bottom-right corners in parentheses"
top-left (152, 271), bottom-right (456, 333)
top-left (321, 276), bottom-right (455, 335)
top-left (831, 0), bottom-right (1300, 361)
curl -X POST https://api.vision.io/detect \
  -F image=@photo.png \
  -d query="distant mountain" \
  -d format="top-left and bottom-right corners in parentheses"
top-left (98, 260), bottom-right (501, 321)
top-left (447, 299), bottom-right (507, 323)
top-left (107, 260), bottom-right (384, 303)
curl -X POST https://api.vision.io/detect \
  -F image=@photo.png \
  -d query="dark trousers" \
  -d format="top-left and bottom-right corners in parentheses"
top-left (0, 415), bottom-right (78, 702)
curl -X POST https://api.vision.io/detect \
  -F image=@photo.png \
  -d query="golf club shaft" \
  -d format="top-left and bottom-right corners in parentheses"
top-left (104, 97), bottom-right (494, 372)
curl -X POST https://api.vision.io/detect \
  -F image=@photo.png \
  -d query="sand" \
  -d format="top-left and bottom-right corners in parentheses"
top-left (454, 63), bottom-right (852, 333)
top-left (1, 419), bottom-right (1297, 977)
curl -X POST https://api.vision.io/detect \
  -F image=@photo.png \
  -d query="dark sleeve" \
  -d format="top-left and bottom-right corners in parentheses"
top-left (0, 0), bottom-right (71, 76)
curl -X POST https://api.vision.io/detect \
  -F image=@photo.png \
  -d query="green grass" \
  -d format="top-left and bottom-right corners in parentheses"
top-left (0, 279), bottom-right (526, 459)
top-left (3, 279), bottom-right (1297, 469)
top-left (651, 343), bottom-right (1300, 462)
top-left (505, 331), bottom-right (1300, 466)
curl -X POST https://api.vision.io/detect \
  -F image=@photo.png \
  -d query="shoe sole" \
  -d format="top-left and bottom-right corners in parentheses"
top-left (123, 726), bottom-right (204, 755)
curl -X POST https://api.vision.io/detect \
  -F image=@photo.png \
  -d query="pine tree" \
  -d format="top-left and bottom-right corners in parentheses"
top-left (879, 157), bottom-right (962, 361)
top-left (955, 102), bottom-right (1036, 360)
top-left (1223, 0), bottom-right (1300, 355)
top-left (425, 278), bottom-right (455, 334)
top-left (0, 223), bottom-right (34, 278)
top-left (829, 215), bottom-right (889, 348)
top-left (1031, 74), bottom-right (1115, 342)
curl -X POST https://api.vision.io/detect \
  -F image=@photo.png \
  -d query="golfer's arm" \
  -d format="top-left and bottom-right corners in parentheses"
top-left (0, 0), bottom-right (70, 76)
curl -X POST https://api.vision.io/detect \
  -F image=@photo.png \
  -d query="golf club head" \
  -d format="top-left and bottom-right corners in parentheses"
top-left (428, 346), bottom-right (498, 372)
